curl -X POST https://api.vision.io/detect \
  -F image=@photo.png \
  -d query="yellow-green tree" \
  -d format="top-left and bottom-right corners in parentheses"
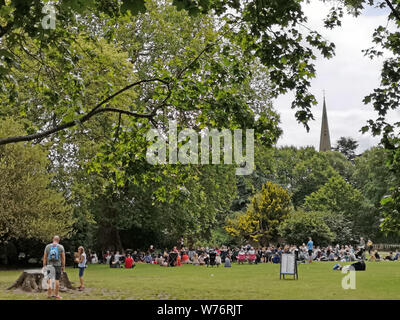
top-left (225, 182), bottom-right (291, 246)
top-left (0, 118), bottom-right (75, 242)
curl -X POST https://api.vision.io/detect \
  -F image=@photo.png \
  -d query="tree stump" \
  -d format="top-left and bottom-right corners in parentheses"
top-left (7, 269), bottom-right (74, 292)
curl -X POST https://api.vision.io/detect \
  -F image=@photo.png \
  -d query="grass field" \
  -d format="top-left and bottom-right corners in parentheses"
top-left (1, 261), bottom-right (400, 300)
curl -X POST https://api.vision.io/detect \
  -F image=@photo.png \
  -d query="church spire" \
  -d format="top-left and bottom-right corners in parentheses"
top-left (319, 93), bottom-right (331, 152)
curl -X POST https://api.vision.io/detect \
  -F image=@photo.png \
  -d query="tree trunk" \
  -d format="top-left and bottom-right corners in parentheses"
top-left (7, 269), bottom-right (74, 292)
top-left (97, 224), bottom-right (123, 252)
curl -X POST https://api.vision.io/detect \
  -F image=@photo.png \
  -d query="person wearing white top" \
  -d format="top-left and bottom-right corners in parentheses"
top-left (77, 246), bottom-right (87, 291)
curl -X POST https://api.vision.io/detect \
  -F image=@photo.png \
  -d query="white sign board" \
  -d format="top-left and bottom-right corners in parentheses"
top-left (281, 254), bottom-right (295, 274)
top-left (280, 253), bottom-right (298, 279)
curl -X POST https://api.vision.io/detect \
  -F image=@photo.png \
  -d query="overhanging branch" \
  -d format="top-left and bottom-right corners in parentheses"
top-left (384, 0), bottom-right (400, 22)
top-left (0, 30), bottom-right (224, 146)
top-left (0, 102), bottom-right (157, 146)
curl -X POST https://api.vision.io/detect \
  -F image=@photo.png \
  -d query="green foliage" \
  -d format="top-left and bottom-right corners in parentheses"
top-left (225, 181), bottom-right (291, 245)
top-left (333, 137), bottom-right (359, 161)
top-left (278, 210), bottom-right (335, 246)
top-left (304, 176), bottom-right (364, 217)
top-left (0, 118), bottom-right (75, 242)
top-left (120, 0), bottom-right (146, 14)
top-left (324, 150), bottom-right (355, 183)
top-left (321, 211), bottom-right (354, 244)
top-left (380, 136), bottom-right (400, 235)
top-left (352, 147), bottom-right (393, 206)
top-left (304, 174), bottom-right (383, 239)
top-left (291, 153), bottom-right (339, 208)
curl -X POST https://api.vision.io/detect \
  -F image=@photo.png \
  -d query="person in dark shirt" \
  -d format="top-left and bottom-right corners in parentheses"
top-left (109, 253), bottom-right (115, 268)
top-left (374, 251), bottom-right (381, 261)
top-left (384, 252), bottom-right (393, 261)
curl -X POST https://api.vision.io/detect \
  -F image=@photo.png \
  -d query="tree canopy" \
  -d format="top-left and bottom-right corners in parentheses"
top-left (1, 0), bottom-right (400, 254)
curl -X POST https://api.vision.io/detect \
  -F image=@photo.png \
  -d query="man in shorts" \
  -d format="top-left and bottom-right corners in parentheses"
top-left (307, 237), bottom-right (314, 263)
top-left (42, 235), bottom-right (66, 299)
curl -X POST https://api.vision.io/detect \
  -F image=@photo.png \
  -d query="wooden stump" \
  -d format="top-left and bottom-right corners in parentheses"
top-left (7, 269), bottom-right (74, 292)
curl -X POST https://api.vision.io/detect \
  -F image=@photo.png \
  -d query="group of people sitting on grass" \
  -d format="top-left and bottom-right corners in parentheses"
top-left (298, 244), bottom-right (399, 262)
top-left (98, 242), bottom-right (400, 269)
top-left (368, 250), bottom-right (400, 262)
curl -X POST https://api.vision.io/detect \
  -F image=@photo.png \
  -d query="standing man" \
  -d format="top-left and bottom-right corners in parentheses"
top-left (307, 237), bottom-right (314, 263)
top-left (367, 239), bottom-right (373, 255)
top-left (359, 237), bottom-right (366, 260)
top-left (359, 237), bottom-right (366, 250)
top-left (42, 235), bottom-right (66, 299)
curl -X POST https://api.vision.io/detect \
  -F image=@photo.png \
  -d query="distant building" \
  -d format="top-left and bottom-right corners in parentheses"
top-left (319, 96), bottom-right (331, 152)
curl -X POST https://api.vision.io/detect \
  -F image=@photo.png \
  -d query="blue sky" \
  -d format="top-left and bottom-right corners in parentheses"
top-left (275, 2), bottom-right (399, 153)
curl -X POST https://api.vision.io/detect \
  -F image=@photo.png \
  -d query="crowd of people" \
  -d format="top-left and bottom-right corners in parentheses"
top-left (41, 235), bottom-right (399, 299)
top-left (95, 237), bottom-right (400, 269)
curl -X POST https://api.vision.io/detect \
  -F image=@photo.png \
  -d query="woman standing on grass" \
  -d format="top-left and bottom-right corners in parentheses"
top-left (77, 246), bottom-right (87, 291)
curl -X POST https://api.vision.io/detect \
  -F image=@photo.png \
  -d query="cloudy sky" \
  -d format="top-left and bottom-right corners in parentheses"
top-left (274, 1), bottom-right (399, 153)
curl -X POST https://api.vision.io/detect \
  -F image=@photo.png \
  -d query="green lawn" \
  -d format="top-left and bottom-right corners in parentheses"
top-left (1, 261), bottom-right (400, 300)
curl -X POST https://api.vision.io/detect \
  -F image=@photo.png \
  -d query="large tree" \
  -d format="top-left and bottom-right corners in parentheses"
top-left (0, 118), bottom-right (74, 242)
top-left (291, 153), bottom-right (339, 208)
top-left (304, 176), bottom-right (364, 217)
top-left (0, 0), bottom-right (336, 146)
top-left (333, 137), bottom-right (359, 161)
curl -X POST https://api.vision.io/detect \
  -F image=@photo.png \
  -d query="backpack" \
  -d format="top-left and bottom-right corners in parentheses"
top-left (49, 244), bottom-right (60, 262)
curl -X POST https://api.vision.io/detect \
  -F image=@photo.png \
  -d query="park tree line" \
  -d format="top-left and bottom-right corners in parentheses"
top-left (0, 0), bottom-right (400, 263)
top-left (225, 142), bottom-right (399, 247)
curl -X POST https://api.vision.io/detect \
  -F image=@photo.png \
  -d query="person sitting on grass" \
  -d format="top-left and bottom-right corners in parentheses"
top-left (199, 253), bottom-right (207, 266)
top-left (375, 250), bottom-right (381, 261)
top-left (115, 251), bottom-right (122, 266)
top-left (237, 248), bottom-right (246, 265)
top-left (247, 247), bottom-right (256, 264)
top-left (176, 254), bottom-right (182, 266)
top-left (333, 260), bottom-right (366, 271)
top-left (328, 251), bottom-right (335, 261)
top-left (384, 252), bottom-right (394, 261)
top-left (394, 251), bottom-right (400, 261)
top-left (192, 253), bottom-right (200, 266)
top-left (369, 250), bottom-right (380, 262)
top-left (224, 256), bottom-right (232, 267)
top-left (215, 253), bottom-right (222, 266)
top-left (144, 252), bottom-right (153, 264)
top-left (181, 252), bottom-right (191, 264)
top-left (119, 253), bottom-right (126, 265)
top-left (124, 254), bottom-right (135, 269)
top-left (110, 252), bottom-right (121, 268)
top-left (368, 253), bottom-right (376, 262)
top-left (155, 254), bottom-right (164, 265)
top-left (272, 253), bottom-right (280, 264)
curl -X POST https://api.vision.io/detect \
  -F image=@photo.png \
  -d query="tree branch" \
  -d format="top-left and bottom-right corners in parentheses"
top-left (384, 0), bottom-right (400, 22)
top-left (0, 26), bottom-right (226, 146)
top-left (0, 104), bottom-right (156, 146)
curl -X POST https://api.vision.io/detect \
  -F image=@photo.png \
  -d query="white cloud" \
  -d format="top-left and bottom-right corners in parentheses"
top-left (274, 2), bottom-right (400, 153)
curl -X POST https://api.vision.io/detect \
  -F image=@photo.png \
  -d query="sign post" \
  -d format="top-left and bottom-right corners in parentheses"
top-left (280, 253), bottom-right (298, 280)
